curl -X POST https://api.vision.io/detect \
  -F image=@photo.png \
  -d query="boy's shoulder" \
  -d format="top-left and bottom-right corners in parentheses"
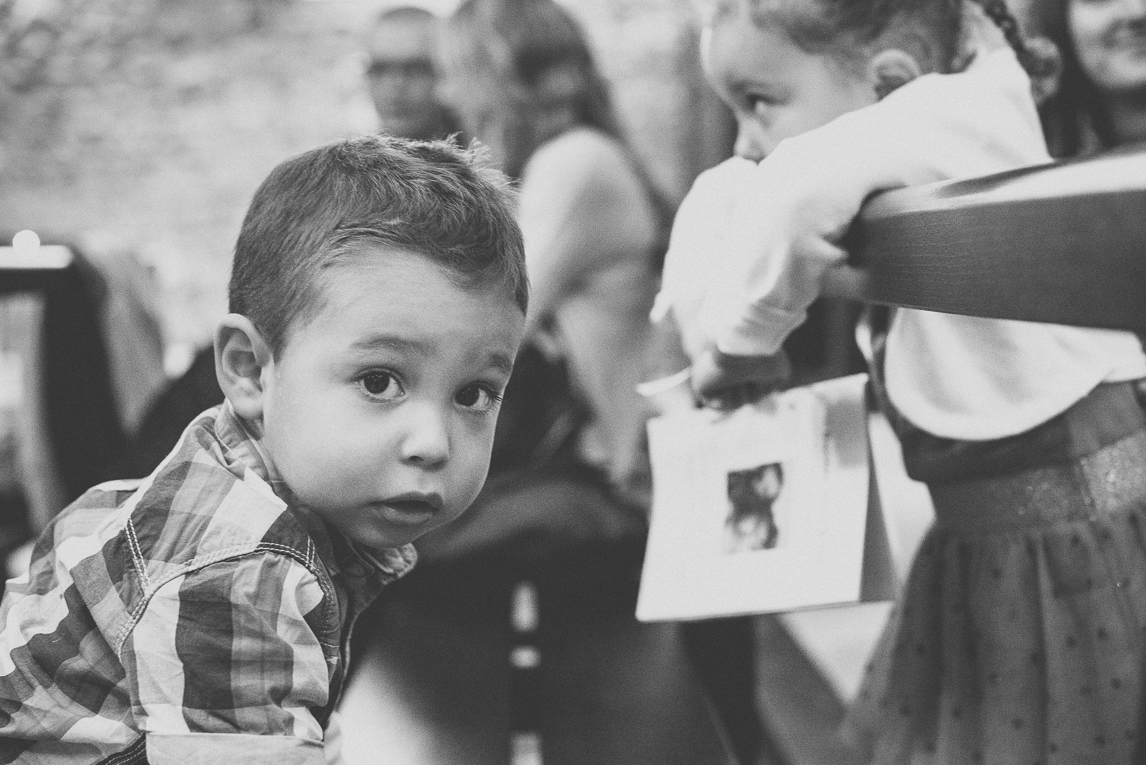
top-left (109, 406), bottom-right (321, 574)
top-left (0, 408), bottom-right (354, 761)
top-left (37, 407), bottom-right (324, 615)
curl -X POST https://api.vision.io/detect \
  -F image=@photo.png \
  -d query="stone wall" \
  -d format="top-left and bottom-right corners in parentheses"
top-left (0, 0), bottom-right (730, 362)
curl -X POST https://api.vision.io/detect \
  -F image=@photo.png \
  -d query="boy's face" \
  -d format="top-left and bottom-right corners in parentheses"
top-left (702, 5), bottom-right (878, 161)
top-left (259, 247), bottom-right (525, 550)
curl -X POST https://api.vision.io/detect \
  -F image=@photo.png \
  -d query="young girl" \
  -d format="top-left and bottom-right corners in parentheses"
top-left (656, 0), bottom-right (1146, 763)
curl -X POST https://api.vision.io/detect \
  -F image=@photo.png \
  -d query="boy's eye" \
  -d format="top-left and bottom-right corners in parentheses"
top-left (455, 384), bottom-right (502, 412)
top-left (361, 371), bottom-right (404, 400)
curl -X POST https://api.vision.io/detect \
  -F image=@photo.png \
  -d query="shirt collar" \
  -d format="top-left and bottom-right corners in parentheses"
top-left (212, 401), bottom-right (417, 582)
top-left (213, 400), bottom-right (281, 487)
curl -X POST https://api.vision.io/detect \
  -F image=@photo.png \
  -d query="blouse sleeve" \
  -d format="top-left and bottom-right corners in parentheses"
top-left (661, 47), bottom-right (1049, 358)
top-left (122, 552), bottom-right (333, 765)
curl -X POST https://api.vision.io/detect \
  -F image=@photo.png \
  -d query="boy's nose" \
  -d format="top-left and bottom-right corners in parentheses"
top-left (400, 405), bottom-right (450, 467)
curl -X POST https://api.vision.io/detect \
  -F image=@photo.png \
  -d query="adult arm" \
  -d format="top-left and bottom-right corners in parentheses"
top-left (517, 131), bottom-right (657, 338)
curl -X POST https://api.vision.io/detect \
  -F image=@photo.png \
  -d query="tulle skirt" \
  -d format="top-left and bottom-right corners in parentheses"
top-left (844, 429), bottom-right (1146, 765)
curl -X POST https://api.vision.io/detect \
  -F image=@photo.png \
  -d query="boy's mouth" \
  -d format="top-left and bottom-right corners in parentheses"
top-left (377, 492), bottom-right (444, 527)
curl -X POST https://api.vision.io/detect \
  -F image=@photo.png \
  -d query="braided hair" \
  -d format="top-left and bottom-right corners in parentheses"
top-left (973, 0), bottom-right (1061, 86)
top-left (1026, 0), bottom-right (1116, 156)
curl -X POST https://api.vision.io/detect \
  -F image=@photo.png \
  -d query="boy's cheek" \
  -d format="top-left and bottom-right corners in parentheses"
top-left (463, 452), bottom-right (495, 509)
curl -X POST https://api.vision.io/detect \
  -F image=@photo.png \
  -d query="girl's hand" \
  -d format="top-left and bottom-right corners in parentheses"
top-left (690, 346), bottom-right (791, 410)
top-left (693, 141), bottom-right (859, 357)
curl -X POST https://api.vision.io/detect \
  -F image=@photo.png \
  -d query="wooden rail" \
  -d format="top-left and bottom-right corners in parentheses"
top-left (825, 143), bottom-right (1146, 332)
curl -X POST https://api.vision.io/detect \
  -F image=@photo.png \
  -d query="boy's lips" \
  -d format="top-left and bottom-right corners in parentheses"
top-left (376, 492), bottom-right (444, 527)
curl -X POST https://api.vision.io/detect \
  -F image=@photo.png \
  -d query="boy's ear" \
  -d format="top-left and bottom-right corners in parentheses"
top-left (868, 48), bottom-right (924, 100)
top-left (215, 314), bottom-right (273, 423)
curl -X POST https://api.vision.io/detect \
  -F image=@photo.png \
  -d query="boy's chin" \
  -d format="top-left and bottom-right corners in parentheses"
top-left (313, 516), bottom-right (416, 551)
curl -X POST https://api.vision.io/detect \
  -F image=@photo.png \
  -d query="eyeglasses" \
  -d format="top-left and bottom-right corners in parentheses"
top-left (366, 58), bottom-right (436, 79)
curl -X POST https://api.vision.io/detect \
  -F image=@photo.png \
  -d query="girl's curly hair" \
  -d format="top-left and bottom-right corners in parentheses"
top-left (734, 0), bottom-right (1058, 91)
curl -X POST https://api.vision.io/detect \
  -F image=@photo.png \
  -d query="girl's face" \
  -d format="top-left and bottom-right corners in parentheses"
top-left (1070, 0), bottom-right (1146, 93)
top-left (702, 4), bottom-right (878, 161)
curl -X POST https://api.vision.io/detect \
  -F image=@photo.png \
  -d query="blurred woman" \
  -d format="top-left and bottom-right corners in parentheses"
top-left (1031, 0), bottom-right (1146, 154)
top-left (439, 0), bottom-right (669, 504)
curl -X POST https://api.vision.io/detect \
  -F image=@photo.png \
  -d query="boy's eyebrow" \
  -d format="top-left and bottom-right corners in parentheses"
top-left (350, 335), bottom-right (517, 376)
top-left (486, 351), bottom-right (516, 376)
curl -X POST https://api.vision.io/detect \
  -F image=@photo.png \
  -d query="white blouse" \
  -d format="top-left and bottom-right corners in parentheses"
top-left (658, 47), bottom-right (1146, 440)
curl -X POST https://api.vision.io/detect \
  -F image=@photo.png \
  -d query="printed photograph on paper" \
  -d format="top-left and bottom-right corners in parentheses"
top-left (636, 375), bottom-right (882, 621)
top-left (722, 461), bottom-right (785, 554)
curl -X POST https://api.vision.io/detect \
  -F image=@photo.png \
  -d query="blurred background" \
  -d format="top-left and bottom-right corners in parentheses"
top-left (0, 0), bottom-right (727, 368)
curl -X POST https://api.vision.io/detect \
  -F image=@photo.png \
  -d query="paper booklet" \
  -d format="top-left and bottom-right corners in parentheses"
top-left (636, 373), bottom-right (897, 622)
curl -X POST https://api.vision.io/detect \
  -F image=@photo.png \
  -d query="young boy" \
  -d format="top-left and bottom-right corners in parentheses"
top-left (0, 135), bottom-right (528, 764)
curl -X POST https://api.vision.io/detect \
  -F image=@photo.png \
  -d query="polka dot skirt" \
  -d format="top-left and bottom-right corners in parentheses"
top-left (843, 433), bottom-right (1146, 765)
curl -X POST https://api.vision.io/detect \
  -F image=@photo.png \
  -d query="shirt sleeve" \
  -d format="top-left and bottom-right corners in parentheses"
top-left (651, 155), bottom-right (759, 359)
top-left (667, 47), bottom-right (1049, 357)
top-left (121, 552), bottom-right (333, 765)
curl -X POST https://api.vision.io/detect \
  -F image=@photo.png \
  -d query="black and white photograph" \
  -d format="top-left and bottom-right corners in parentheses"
top-left (722, 461), bottom-right (785, 554)
top-left (637, 375), bottom-right (882, 623)
top-left (1, 0), bottom-right (1144, 761)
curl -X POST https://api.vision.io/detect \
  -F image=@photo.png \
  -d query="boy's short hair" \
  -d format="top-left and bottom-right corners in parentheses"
top-left (229, 134), bottom-right (527, 357)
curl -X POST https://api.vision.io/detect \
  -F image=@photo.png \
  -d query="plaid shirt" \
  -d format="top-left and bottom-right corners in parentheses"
top-left (0, 403), bottom-right (416, 765)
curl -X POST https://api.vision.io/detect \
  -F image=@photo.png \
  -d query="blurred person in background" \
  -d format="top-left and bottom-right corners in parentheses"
top-left (438, 0), bottom-right (668, 505)
top-left (365, 5), bottom-right (462, 141)
top-left (1031, 0), bottom-right (1146, 154)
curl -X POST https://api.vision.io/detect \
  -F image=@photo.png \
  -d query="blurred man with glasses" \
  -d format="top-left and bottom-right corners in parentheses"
top-left (366, 6), bottom-right (461, 141)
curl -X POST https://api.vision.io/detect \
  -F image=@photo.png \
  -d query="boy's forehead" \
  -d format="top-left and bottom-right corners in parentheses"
top-left (276, 280), bottom-right (522, 378)
top-left (296, 247), bottom-right (522, 335)
top-left (323, 241), bottom-right (520, 303)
